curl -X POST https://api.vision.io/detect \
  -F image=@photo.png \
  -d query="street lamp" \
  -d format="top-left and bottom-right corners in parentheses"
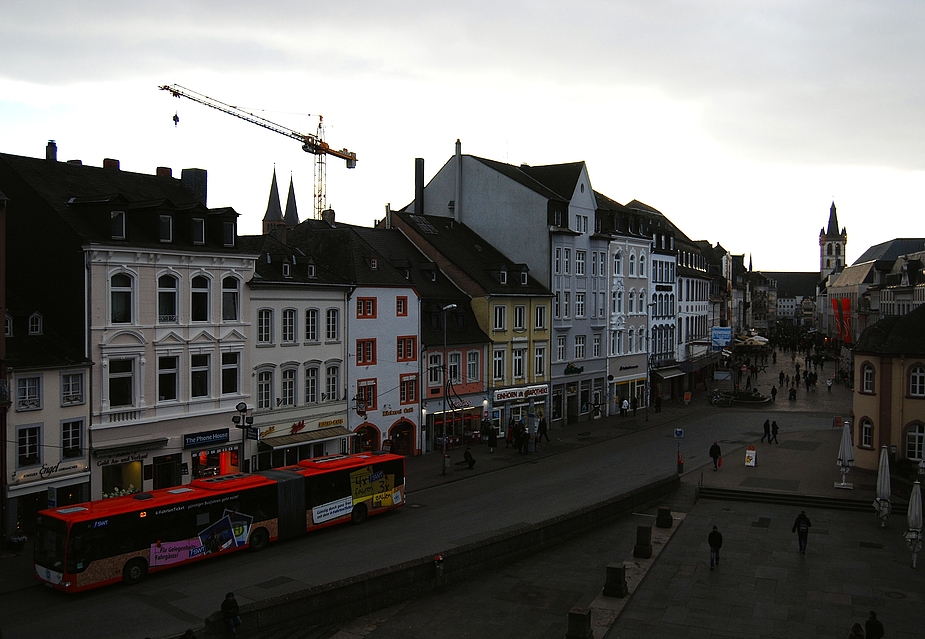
top-left (441, 303), bottom-right (457, 475)
top-left (231, 402), bottom-right (253, 473)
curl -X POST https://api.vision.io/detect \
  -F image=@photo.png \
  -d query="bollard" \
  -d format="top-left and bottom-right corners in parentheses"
top-left (565, 607), bottom-right (593, 639)
top-left (656, 506), bottom-right (673, 528)
top-left (633, 524), bottom-right (653, 559)
top-left (602, 562), bottom-right (628, 598)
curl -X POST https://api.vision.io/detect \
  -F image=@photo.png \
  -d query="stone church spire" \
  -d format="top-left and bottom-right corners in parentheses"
top-left (819, 201), bottom-right (847, 280)
top-left (283, 175), bottom-right (299, 227)
top-left (262, 168), bottom-right (284, 235)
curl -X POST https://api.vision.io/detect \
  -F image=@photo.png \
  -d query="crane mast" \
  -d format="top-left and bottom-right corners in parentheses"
top-left (160, 84), bottom-right (357, 219)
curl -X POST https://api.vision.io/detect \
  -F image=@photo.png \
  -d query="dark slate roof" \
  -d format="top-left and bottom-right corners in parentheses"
top-left (390, 210), bottom-right (552, 297)
top-left (5, 301), bottom-right (91, 370)
top-left (470, 157), bottom-right (572, 202)
top-left (517, 162), bottom-right (585, 202)
top-left (853, 304), bottom-right (925, 356)
top-left (761, 272), bottom-right (820, 297)
top-left (822, 202), bottom-right (843, 237)
top-left (853, 239), bottom-right (925, 265)
top-left (237, 234), bottom-right (349, 288)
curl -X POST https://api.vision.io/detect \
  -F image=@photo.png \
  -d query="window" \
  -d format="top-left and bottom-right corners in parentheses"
top-left (191, 275), bottom-right (210, 322)
top-left (591, 252), bottom-right (597, 276)
top-left (158, 275), bottom-right (179, 323)
top-left (305, 366), bottom-right (319, 403)
top-left (554, 292), bottom-right (560, 318)
top-left (907, 423), bottom-right (925, 460)
top-left (564, 249), bottom-right (571, 274)
top-left (257, 309), bottom-right (273, 344)
top-left (576, 251), bottom-right (586, 275)
top-left (467, 351), bottom-right (480, 383)
top-left (325, 366), bottom-right (339, 400)
top-left (400, 374), bottom-right (417, 404)
top-left (862, 364), bottom-right (875, 393)
top-left (159, 215), bottom-right (173, 242)
top-left (111, 211), bottom-right (126, 240)
top-left (428, 353), bottom-right (442, 385)
top-left (192, 218), bottom-right (205, 244)
top-left (356, 297), bottom-right (377, 319)
top-left (628, 291), bottom-right (635, 314)
top-left (493, 305), bottom-right (506, 331)
top-left (16, 376), bottom-right (41, 411)
top-left (557, 336), bottom-right (566, 361)
top-left (555, 248), bottom-right (561, 274)
top-left (109, 358), bottom-right (134, 407)
top-left (17, 426), bottom-right (40, 467)
top-left (629, 331), bottom-right (635, 353)
top-left (282, 263), bottom-right (291, 278)
top-left (493, 349), bottom-right (505, 381)
top-left (613, 253), bottom-right (622, 276)
top-left (574, 335), bottom-right (585, 359)
top-left (282, 309), bottom-right (296, 343)
top-left (62, 420), bottom-right (83, 458)
top-left (110, 273), bottom-right (133, 324)
top-left (305, 309), bottom-right (318, 341)
top-left (61, 372), bottom-right (84, 405)
top-left (357, 379), bottom-right (377, 410)
top-left (326, 309), bottom-right (339, 341)
top-left (158, 356), bottom-right (178, 402)
top-left (911, 366), bottom-right (925, 397)
top-left (576, 293), bottom-right (585, 318)
top-left (28, 313), bottom-right (42, 335)
top-left (257, 371), bottom-right (272, 409)
top-left (396, 297), bottom-right (408, 316)
top-left (860, 418), bottom-right (873, 448)
top-left (356, 339), bottom-right (377, 365)
top-left (449, 352), bottom-right (462, 383)
top-left (4, 315), bottom-right (10, 337)
top-left (535, 305), bottom-right (547, 329)
top-left (564, 292), bottom-right (570, 318)
top-left (534, 346), bottom-right (545, 376)
top-left (499, 269), bottom-right (507, 285)
top-left (514, 305), bottom-right (526, 330)
top-left (191, 354), bottom-right (210, 398)
top-left (513, 348), bottom-right (525, 379)
top-left (222, 277), bottom-right (239, 321)
top-left (281, 368), bottom-right (296, 406)
top-left (639, 253), bottom-right (647, 278)
top-left (221, 352), bottom-right (240, 395)
top-left (520, 271), bottom-right (528, 285)
top-left (593, 335), bottom-right (601, 358)
top-left (629, 254), bottom-right (636, 276)
top-left (223, 221), bottom-right (235, 247)
top-left (397, 336), bottom-right (417, 362)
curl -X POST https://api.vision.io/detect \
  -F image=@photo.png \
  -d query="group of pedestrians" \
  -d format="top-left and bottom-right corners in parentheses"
top-left (760, 419), bottom-right (779, 443)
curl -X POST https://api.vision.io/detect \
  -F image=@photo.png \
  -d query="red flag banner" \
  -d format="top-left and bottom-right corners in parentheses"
top-left (832, 298), bottom-right (843, 340)
top-left (841, 297), bottom-right (852, 343)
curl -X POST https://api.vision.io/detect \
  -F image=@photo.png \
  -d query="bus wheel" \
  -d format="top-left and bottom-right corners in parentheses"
top-left (249, 527), bottom-right (270, 551)
top-left (122, 558), bottom-right (148, 585)
top-left (350, 503), bottom-right (368, 525)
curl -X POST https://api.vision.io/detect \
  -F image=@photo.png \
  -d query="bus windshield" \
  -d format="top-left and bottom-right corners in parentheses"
top-left (34, 515), bottom-right (67, 572)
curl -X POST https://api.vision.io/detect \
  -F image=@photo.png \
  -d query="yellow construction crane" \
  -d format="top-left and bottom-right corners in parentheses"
top-left (160, 84), bottom-right (357, 220)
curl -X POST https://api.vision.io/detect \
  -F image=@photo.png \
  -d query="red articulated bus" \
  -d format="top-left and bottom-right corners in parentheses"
top-left (33, 452), bottom-right (405, 592)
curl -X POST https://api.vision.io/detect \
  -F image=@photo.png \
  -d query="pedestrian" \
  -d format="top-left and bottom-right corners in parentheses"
top-left (631, 396), bottom-right (638, 416)
top-left (655, 396), bottom-right (662, 413)
top-left (770, 420), bottom-right (779, 443)
top-left (847, 622), bottom-right (865, 639)
top-left (621, 398), bottom-right (629, 417)
top-left (792, 510), bottom-right (812, 554)
top-left (770, 386), bottom-right (777, 401)
top-left (779, 370), bottom-right (785, 386)
top-left (827, 378), bottom-right (833, 393)
top-left (708, 525), bottom-right (723, 570)
top-left (761, 419), bottom-right (771, 443)
top-left (505, 421), bottom-right (514, 448)
top-left (745, 375), bottom-right (752, 389)
top-left (222, 592), bottom-right (242, 637)
top-left (463, 447), bottom-right (476, 469)
top-left (865, 611), bottom-right (884, 639)
top-left (485, 420), bottom-right (497, 453)
top-left (538, 417), bottom-right (550, 443)
top-left (709, 441), bottom-right (722, 471)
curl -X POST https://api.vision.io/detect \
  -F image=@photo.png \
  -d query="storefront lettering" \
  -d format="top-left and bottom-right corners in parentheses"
top-left (96, 452), bottom-right (150, 467)
top-left (382, 409), bottom-right (402, 416)
top-left (291, 420), bottom-right (306, 435)
top-left (184, 429), bottom-right (230, 449)
top-left (619, 365), bottom-right (639, 370)
top-left (493, 384), bottom-right (549, 402)
top-left (318, 418), bottom-right (344, 428)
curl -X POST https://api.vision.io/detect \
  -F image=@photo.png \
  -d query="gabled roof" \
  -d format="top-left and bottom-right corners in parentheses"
top-left (237, 234), bottom-right (347, 287)
top-left (853, 239), bottom-right (925, 265)
top-left (854, 304), bottom-right (925, 355)
top-left (761, 272), bottom-right (819, 298)
top-left (470, 157), bottom-right (575, 202)
top-left (831, 262), bottom-right (878, 288)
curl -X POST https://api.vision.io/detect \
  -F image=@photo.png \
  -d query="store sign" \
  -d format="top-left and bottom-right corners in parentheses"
top-left (711, 326), bottom-right (732, 348)
top-left (183, 429), bottom-right (230, 449)
top-left (493, 384), bottom-right (549, 403)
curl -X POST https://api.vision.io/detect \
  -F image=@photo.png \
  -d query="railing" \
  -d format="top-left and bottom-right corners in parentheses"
top-left (107, 409), bottom-right (140, 423)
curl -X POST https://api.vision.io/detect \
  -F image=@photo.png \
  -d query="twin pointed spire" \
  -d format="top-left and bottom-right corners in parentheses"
top-left (262, 168), bottom-right (300, 234)
top-left (821, 201), bottom-right (846, 238)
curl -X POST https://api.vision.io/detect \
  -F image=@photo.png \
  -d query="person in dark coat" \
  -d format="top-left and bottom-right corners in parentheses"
top-left (486, 423), bottom-right (498, 453)
top-left (792, 510), bottom-right (812, 554)
top-left (537, 417), bottom-right (549, 443)
top-left (222, 592), bottom-right (242, 637)
top-left (761, 419), bottom-right (771, 443)
top-left (709, 441), bottom-right (721, 471)
top-left (770, 421), bottom-right (779, 443)
top-left (506, 420), bottom-right (514, 448)
top-left (865, 611), bottom-right (884, 639)
top-left (463, 447), bottom-right (476, 469)
top-left (770, 386), bottom-right (778, 401)
top-left (708, 526), bottom-right (723, 570)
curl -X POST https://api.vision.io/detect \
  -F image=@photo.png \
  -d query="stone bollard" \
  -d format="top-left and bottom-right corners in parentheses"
top-left (656, 506), bottom-right (673, 528)
top-left (633, 524), bottom-right (653, 559)
top-left (602, 562), bottom-right (628, 598)
top-left (565, 607), bottom-right (593, 639)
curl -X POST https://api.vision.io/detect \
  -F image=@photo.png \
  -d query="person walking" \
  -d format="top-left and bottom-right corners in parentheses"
top-left (537, 417), bottom-right (550, 443)
top-left (709, 441), bottom-right (722, 471)
top-left (865, 611), bottom-right (884, 639)
top-left (708, 525), bottom-right (723, 570)
top-left (770, 420), bottom-right (779, 443)
top-left (631, 396), bottom-right (638, 416)
top-left (655, 396), bottom-right (662, 413)
top-left (827, 377), bottom-right (833, 392)
top-left (621, 398), bottom-right (629, 417)
top-left (761, 419), bottom-right (771, 443)
top-left (221, 592), bottom-right (242, 637)
top-left (770, 386), bottom-right (777, 401)
top-left (486, 422), bottom-right (497, 453)
top-left (505, 421), bottom-right (514, 449)
top-left (792, 510), bottom-right (812, 554)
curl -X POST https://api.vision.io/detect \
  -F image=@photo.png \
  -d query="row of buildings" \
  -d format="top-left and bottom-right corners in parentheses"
top-left (0, 139), bottom-right (853, 544)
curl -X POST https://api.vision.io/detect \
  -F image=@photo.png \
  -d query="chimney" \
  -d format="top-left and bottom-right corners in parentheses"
top-left (454, 139), bottom-right (462, 223)
top-left (156, 166), bottom-right (173, 178)
top-left (414, 158), bottom-right (424, 216)
top-left (181, 168), bottom-right (208, 206)
top-left (321, 208), bottom-right (336, 227)
top-left (103, 158), bottom-right (120, 170)
top-left (46, 140), bottom-right (57, 161)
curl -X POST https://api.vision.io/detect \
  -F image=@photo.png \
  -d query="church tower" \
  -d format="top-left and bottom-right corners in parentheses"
top-left (819, 201), bottom-right (847, 280)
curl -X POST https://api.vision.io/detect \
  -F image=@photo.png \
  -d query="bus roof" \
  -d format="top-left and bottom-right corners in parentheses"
top-left (295, 452), bottom-right (404, 475)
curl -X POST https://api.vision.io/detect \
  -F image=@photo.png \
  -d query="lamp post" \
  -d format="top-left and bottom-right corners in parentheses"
top-left (232, 402), bottom-right (253, 473)
top-left (441, 303), bottom-right (457, 475)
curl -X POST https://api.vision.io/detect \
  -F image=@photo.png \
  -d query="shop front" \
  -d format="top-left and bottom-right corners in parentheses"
top-left (92, 437), bottom-right (169, 499)
top-left (183, 428), bottom-right (241, 479)
top-left (428, 405), bottom-right (483, 452)
top-left (652, 366), bottom-right (685, 402)
top-left (610, 359), bottom-right (648, 416)
top-left (5, 467), bottom-right (89, 538)
top-left (492, 383), bottom-right (549, 435)
top-left (256, 424), bottom-right (353, 469)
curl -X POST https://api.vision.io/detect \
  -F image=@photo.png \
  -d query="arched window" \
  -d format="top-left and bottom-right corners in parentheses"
top-left (158, 274), bottom-right (179, 323)
top-left (222, 277), bottom-right (240, 321)
top-left (257, 370), bottom-right (273, 409)
top-left (639, 253), bottom-right (646, 278)
top-left (629, 254), bottom-right (636, 277)
top-left (191, 275), bottom-right (210, 322)
top-left (628, 330), bottom-right (635, 352)
top-left (110, 273), bottom-right (133, 324)
top-left (613, 252), bottom-right (622, 276)
top-left (628, 290), bottom-right (635, 314)
top-left (910, 366), bottom-right (925, 397)
top-left (907, 423), bottom-right (925, 460)
top-left (861, 364), bottom-right (875, 393)
top-left (859, 418), bottom-right (874, 448)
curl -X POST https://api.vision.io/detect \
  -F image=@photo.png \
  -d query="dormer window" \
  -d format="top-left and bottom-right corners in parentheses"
top-left (159, 215), bottom-right (173, 242)
top-left (427, 270), bottom-right (437, 282)
top-left (4, 315), bottom-right (11, 337)
top-left (499, 269), bottom-right (507, 285)
top-left (111, 211), bottom-right (126, 240)
top-left (520, 271), bottom-right (528, 285)
top-left (223, 221), bottom-right (235, 247)
top-left (307, 264), bottom-right (316, 278)
top-left (192, 218), bottom-right (205, 244)
top-left (282, 263), bottom-right (291, 278)
top-left (28, 313), bottom-right (42, 335)
top-left (369, 257), bottom-right (379, 270)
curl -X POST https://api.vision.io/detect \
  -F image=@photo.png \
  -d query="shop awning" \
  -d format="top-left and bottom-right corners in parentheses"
top-left (654, 367), bottom-right (685, 380)
top-left (92, 437), bottom-right (169, 457)
top-left (258, 426), bottom-right (354, 451)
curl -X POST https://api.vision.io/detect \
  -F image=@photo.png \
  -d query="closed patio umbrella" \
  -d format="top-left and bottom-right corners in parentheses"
top-left (874, 445), bottom-right (891, 526)
top-left (906, 481), bottom-right (922, 568)
top-left (835, 421), bottom-right (854, 489)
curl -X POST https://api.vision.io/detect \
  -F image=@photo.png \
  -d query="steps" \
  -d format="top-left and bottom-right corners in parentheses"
top-left (697, 486), bottom-right (876, 512)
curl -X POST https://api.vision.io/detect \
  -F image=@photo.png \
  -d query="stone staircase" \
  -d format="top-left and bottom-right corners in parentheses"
top-left (697, 485), bottom-right (879, 512)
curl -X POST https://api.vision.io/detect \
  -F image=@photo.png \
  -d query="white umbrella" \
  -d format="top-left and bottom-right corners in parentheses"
top-left (906, 481), bottom-right (922, 568)
top-left (873, 445), bottom-right (891, 526)
top-left (835, 421), bottom-right (855, 489)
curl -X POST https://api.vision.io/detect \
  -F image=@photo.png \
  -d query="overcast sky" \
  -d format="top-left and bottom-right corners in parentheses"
top-left (2, 1), bottom-right (923, 271)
